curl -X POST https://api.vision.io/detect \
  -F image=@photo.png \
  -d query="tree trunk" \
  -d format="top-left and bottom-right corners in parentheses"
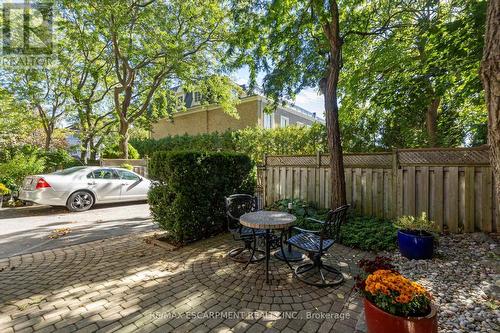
top-left (44, 129), bottom-right (52, 150)
top-left (114, 74), bottom-right (134, 159)
top-left (80, 138), bottom-right (90, 162)
top-left (322, 0), bottom-right (347, 209)
top-left (118, 118), bottom-right (129, 159)
top-left (426, 97), bottom-right (440, 147)
top-left (323, 76), bottom-right (347, 209)
top-left (90, 140), bottom-right (99, 161)
top-left (480, 0), bottom-right (500, 222)
top-left (36, 104), bottom-right (52, 151)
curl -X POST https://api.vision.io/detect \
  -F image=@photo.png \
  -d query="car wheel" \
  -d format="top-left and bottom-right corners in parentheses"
top-left (67, 191), bottom-right (94, 212)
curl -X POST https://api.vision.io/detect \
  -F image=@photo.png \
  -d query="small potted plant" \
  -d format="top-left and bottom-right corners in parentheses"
top-left (395, 212), bottom-right (436, 260)
top-left (355, 257), bottom-right (437, 333)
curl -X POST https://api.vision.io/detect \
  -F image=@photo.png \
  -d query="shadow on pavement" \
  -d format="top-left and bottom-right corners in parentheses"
top-left (0, 201), bottom-right (148, 219)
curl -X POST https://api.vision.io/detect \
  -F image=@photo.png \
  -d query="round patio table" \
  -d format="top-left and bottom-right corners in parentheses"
top-left (240, 210), bottom-right (296, 284)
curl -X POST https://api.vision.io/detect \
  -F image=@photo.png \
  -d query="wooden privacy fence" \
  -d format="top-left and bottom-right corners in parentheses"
top-left (258, 146), bottom-right (498, 233)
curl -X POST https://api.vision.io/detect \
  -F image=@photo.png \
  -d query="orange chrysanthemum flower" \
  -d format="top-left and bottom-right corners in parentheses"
top-left (364, 270), bottom-right (430, 305)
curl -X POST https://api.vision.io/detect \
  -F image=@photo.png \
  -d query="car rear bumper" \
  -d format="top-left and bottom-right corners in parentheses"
top-left (18, 188), bottom-right (68, 206)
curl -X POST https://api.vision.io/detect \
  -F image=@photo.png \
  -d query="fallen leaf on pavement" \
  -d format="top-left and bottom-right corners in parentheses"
top-left (48, 228), bottom-right (71, 239)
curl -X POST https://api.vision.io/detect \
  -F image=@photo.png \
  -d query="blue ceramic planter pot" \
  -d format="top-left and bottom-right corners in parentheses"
top-left (397, 230), bottom-right (434, 260)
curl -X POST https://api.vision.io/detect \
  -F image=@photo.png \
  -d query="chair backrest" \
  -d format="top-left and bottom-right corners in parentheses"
top-left (224, 194), bottom-right (257, 232)
top-left (321, 205), bottom-right (350, 247)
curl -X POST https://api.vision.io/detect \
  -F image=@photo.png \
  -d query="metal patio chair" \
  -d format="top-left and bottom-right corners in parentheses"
top-left (284, 205), bottom-right (350, 287)
top-left (225, 194), bottom-right (265, 263)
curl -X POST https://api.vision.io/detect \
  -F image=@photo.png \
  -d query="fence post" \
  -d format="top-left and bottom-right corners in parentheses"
top-left (391, 149), bottom-right (399, 218)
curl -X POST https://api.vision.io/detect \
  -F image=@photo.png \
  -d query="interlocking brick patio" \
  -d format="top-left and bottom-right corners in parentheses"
top-left (0, 232), bottom-right (369, 332)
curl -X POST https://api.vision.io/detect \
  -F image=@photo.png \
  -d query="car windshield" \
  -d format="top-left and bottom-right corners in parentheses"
top-left (52, 166), bottom-right (86, 175)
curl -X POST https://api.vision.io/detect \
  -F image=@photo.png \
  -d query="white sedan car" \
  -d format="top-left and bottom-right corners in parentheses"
top-left (19, 166), bottom-right (151, 212)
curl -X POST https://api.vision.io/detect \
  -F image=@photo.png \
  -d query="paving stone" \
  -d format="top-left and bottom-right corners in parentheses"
top-left (301, 320), bottom-right (321, 333)
top-left (247, 323), bottom-right (266, 333)
top-left (0, 232), bottom-right (367, 333)
top-left (95, 322), bottom-right (124, 333)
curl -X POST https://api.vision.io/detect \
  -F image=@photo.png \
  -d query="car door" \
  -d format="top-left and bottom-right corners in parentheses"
top-left (87, 169), bottom-right (122, 202)
top-left (115, 169), bottom-right (149, 201)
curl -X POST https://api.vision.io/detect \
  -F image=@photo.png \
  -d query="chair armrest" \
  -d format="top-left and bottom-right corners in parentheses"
top-left (292, 226), bottom-right (320, 234)
top-left (305, 217), bottom-right (325, 225)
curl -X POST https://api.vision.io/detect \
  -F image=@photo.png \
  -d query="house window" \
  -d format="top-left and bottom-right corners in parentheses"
top-left (280, 116), bottom-right (289, 127)
top-left (263, 113), bottom-right (274, 129)
top-left (194, 92), bottom-right (202, 103)
top-left (177, 95), bottom-right (184, 105)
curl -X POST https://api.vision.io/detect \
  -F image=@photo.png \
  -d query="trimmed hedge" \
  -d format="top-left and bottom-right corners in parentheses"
top-left (131, 123), bottom-right (327, 163)
top-left (148, 151), bottom-right (256, 243)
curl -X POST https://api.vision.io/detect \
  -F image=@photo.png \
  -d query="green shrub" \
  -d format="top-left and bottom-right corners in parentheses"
top-left (268, 198), bottom-right (329, 230)
top-left (102, 143), bottom-right (140, 159)
top-left (148, 151), bottom-right (256, 243)
top-left (0, 148), bottom-right (82, 191)
top-left (0, 183), bottom-right (10, 195)
top-left (40, 149), bottom-right (81, 172)
top-left (120, 163), bottom-right (134, 170)
top-left (395, 212), bottom-right (437, 234)
top-left (131, 122), bottom-right (327, 163)
top-left (269, 198), bottom-right (397, 252)
top-left (0, 153), bottom-right (46, 191)
top-left (340, 216), bottom-right (398, 251)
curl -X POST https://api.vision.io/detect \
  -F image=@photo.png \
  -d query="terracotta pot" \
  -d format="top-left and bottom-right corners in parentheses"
top-left (364, 298), bottom-right (438, 333)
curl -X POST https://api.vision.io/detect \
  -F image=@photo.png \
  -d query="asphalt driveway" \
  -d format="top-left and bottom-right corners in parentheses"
top-left (0, 202), bottom-right (157, 258)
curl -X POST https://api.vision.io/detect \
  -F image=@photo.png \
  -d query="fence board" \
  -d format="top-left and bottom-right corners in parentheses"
top-left (324, 168), bottom-right (330, 209)
top-left (420, 167), bottom-right (429, 216)
top-left (375, 170), bottom-right (383, 217)
top-left (300, 168), bottom-right (307, 202)
top-left (345, 169), bottom-right (352, 207)
top-left (258, 147), bottom-right (496, 233)
top-left (464, 167), bottom-right (475, 232)
top-left (365, 169), bottom-right (373, 216)
top-left (397, 168), bottom-right (404, 217)
top-left (434, 167), bottom-right (444, 231)
top-left (407, 167), bottom-right (416, 216)
top-left (385, 169), bottom-right (392, 218)
top-left (482, 168), bottom-right (493, 232)
top-left (355, 168), bottom-right (362, 214)
top-left (447, 167), bottom-right (459, 233)
top-left (284, 167), bottom-right (291, 199)
top-left (307, 168), bottom-right (315, 203)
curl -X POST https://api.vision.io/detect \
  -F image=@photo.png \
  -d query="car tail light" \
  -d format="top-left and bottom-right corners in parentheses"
top-left (35, 178), bottom-right (51, 189)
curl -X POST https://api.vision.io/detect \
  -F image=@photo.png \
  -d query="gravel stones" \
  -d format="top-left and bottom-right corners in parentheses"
top-left (389, 233), bottom-right (499, 333)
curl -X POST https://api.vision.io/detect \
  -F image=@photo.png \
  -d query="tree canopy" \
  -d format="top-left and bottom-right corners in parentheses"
top-left (63, 0), bottom-right (236, 158)
top-left (340, 0), bottom-right (487, 150)
top-left (0, 0), bottom-right (490, 161)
